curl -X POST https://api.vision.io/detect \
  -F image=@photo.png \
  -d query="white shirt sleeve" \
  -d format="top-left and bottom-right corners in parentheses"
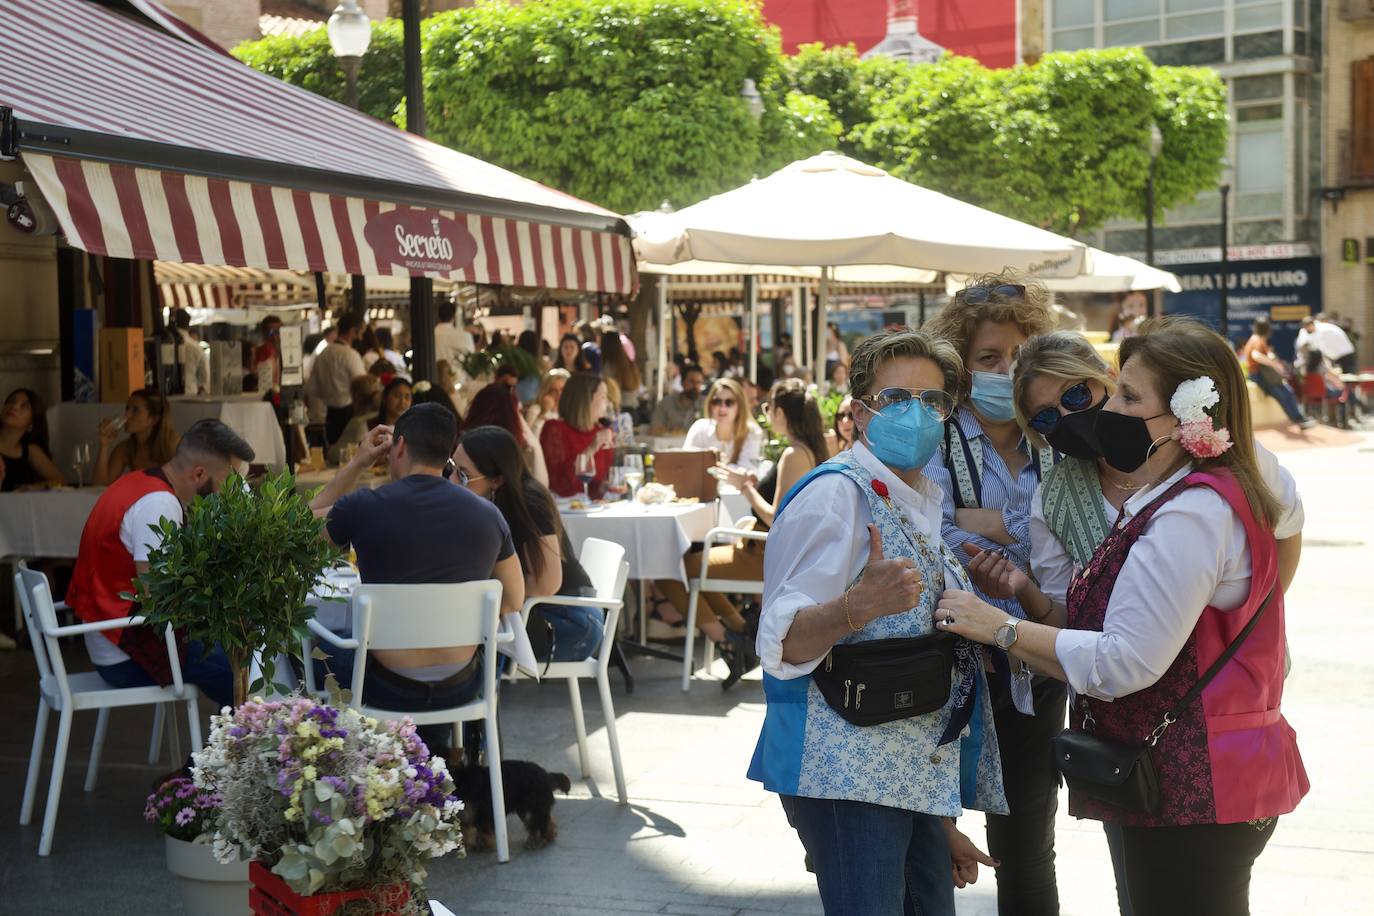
top-left (1029, 485), bottom-right (1075, 606)
top-left (119, 492), bottom-right (184, 562)
top-left (1253, 440), bottom-right (1304, 540)
top-left (735, 425), bottom-right (764, 471)
top-left (1054, 485), bottom-right (1247, 701)
top-left (757, 472), bottom-right (870, 679)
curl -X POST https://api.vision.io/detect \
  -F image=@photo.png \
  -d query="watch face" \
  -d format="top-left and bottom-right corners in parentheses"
top-left (995, 622), bottom-right (1017, 650)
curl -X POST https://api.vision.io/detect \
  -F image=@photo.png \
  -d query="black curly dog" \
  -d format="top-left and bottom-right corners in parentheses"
top-left (452, 759), bottom-right (572, 851)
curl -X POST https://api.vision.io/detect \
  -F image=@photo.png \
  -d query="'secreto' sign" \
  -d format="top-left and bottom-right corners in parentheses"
top-left (363, 208), bottom-right (478, 273)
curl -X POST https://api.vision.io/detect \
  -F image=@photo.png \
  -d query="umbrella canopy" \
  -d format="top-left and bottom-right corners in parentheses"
top-left (632, 152), bottom-right (1087, 279)
top-left (947, 247), bottom-right (1180, 294)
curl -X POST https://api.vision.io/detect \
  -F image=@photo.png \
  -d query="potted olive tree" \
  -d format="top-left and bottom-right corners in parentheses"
top-left (133, 470), bottom-right (341, 708)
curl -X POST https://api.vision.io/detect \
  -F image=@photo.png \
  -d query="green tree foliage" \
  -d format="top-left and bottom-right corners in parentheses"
top-left (233, 20), bottom-right (406, 123)
top-left (419, 0), bottom-right (838, 213)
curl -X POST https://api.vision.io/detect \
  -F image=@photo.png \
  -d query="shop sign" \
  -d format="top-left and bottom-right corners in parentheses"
top-left (363, 208), bottom-right (478, 274)
top-left (1163, 256), bottom-right (1321, 359)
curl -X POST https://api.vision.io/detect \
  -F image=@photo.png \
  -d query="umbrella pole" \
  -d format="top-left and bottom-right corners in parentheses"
top-left (656, 275), bottom-right (669, 402)
top-left (745, 275), bottom-right (758, 383)
top-left (815, 267), bottom-right (830, 387)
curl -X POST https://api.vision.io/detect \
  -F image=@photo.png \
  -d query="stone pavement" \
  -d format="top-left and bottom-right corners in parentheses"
top-left (1, 433), bottom-right (1371, 915)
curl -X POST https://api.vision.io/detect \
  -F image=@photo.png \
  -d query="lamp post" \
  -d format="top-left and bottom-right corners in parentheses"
top-left (1218, 161), bottom-right (1233, 340)
top-left (328, 1), bottom-right (371, 323)
top-left (1144, 123), bottom-right (1163, 267)
top-left (401, 0), bottom-right (435, 383)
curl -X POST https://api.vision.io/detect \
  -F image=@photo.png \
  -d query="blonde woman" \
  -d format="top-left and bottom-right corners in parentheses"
top-left (682, 378), bottom-right (763, 471)
top-left (95, 388), bottom-right (180, 485)
top-left (525, 368), bottom-right (570, 439)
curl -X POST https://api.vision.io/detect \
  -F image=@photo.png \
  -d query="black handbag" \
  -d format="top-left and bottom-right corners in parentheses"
top-left (1053, 588), bottom-right (1274, 814)
top-left (811, 632), bottom-right (956, 727)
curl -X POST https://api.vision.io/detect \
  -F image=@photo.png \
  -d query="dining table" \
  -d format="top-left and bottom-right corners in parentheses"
top-left (0, 486), bottom-right (104, 559)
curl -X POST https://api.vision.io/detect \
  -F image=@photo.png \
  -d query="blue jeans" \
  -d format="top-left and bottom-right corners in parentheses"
top-left (94, 640), bottom-right (233, 709)
top-left (544, 603), bottom-right (605, 661)
top-left (780, 795), bottom-right (954, 916)
top-left (1248, 370), bottom-right (1305, 424)
top-left (312, 643), bottom-right (483, 754)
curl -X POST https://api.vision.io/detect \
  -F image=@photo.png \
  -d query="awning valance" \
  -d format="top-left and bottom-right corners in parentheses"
top-left (1, 0), bottom-right (634, 295)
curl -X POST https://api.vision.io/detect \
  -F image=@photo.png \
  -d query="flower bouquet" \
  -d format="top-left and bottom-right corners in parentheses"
top-left (192, 695), bottom-right (463, 915)
top-left (146, 776), bottom-right (222, 841)
top-left (146, 777), bottom-right (250, 916)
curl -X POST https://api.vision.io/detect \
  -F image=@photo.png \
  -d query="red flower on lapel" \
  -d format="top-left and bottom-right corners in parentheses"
top-left (871, 480), bottom-right (890, 503)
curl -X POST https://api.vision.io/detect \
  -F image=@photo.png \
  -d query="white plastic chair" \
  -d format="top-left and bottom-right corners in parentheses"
top-left (15, 566), bottom-right (203, 856)
top-left (302, 580), bottom-right (514, 862)
top-left (518, 538), bottom-right (631, 805)
top-left (682, 526), bottom-right (768, 691)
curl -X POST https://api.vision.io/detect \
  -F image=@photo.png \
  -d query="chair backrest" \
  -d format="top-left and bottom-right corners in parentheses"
top-left (577, 537), bottom-right (628, 603)
top-left (14, 565), bottom-right (59, 686)
top-left (351, 581), bottom-right (503, 652)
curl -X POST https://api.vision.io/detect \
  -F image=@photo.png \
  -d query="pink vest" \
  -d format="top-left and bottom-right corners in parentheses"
top-left (1066, 469), bottom-right (1308, 827)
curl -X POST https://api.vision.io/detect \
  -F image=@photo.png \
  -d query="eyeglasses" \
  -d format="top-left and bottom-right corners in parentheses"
top-left (709, 397), bottom-right (736, 408)
top-left (859, 387), bottom-right (955, 421)
top-left (960, 283), bottom-right (1026, 304)
top-left (836, 411), bottom-right (852, 421)
top-left (1028, 381), bottom-right (1095, 435)
top-left (456, 468), bottom-right (488, 487)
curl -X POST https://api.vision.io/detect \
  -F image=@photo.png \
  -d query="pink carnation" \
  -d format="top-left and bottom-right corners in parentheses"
top-left (1178, 419), bottom-right (1232, 458)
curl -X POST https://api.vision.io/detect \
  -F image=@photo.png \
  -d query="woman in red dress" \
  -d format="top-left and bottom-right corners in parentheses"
top-left (539, 372), bottom-right (615, 498)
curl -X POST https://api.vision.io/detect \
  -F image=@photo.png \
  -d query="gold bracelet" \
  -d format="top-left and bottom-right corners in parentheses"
top-left (843, 589), bottom-right (863, 632)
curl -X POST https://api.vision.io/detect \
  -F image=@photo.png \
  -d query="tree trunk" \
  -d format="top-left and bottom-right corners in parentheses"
top-left (229, 649), bottom-right (251, 709)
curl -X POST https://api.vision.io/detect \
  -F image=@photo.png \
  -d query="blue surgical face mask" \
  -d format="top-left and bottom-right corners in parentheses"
top-left (969, 371), bottom-right (1016, 422)
top-left (861, 400), bottom-right (944, 471)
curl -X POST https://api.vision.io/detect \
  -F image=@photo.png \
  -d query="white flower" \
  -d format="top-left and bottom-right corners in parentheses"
top-left (1170, 376), bottom-right (1219, 424)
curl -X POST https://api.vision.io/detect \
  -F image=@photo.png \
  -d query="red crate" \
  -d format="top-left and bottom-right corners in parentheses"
top-left (249, 861), bottom-right (410, 916)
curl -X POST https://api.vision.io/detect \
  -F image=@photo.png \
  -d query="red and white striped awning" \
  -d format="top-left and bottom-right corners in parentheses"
top-left (1, 0), bottom-right (635, 295)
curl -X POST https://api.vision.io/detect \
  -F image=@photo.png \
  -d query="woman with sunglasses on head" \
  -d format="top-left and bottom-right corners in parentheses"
top-left (455, 426), bottom-right (603, 662)
top-left (923, 274), bottom-right (1063, 916)
top-left (749, 330), bottom-right (1003, 915)
top-left (936, 318), bottom-right (1307, 916)
top-left (682, 378), bottom-right (763, 472)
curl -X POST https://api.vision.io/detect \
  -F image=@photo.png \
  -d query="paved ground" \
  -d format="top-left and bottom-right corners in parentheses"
top-left (1, 432), bottom-right (1371, 915)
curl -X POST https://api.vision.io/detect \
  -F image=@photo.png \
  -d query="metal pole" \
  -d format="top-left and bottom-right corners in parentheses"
top-left (744, 274), bottom-right (758, 382)
top-left (815, 267), bottom-right (830, 385)
top-left (340, 55), bottom-right (362, 110)
top-left (402, 0), bottom-right (435, 382)
top-left (1219, 185), bottom-right (1231, 339)
top-left (1145, 158), bottom-right (1157, 267)
top-left (656, 276), bottom-right (669, 401)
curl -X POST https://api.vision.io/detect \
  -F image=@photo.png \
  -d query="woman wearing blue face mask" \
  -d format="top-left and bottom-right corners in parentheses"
top-left (922, 275), bottom-right (1063, 916)
top-left (749, 328), bottom-right (1004, 916)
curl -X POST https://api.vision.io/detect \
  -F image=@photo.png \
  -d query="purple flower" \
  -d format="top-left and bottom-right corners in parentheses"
top-left (175, 808), bottom-right (196, 827)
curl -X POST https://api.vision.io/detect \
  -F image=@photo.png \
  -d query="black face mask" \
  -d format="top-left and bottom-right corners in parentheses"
top-left (1094, 408), bottom-right (1173, 473)
top-left (1045, 397), bottom-right (1107, 460)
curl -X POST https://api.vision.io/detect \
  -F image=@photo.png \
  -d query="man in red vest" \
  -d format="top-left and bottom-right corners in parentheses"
top-left (66, 419), bottom-right (255, 708)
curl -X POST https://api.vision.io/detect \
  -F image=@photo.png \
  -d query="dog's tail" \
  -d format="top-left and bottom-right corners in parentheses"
top-left (548, 771), bottom-right (572, 794)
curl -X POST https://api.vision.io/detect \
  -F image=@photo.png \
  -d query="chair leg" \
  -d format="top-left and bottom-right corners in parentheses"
top-left (84, 708), bottom-right (110, 792)
top-left (20, 704), bottom-right (51, 826)
top-left (148, 703), bottom-right (166, 765)
top-left (185, 697), bottom-right (203, 754)
top-left (682, 584), bottom-right (700, 692)
top-left (703, 638), bottom-right (715, 674)
top-left (485, 716), bottom-right (509, 863)
top-left (596, 668), bottom-right (627, 806)
top-left (566, 678), bottom-right (591, 780)
top-left (38, 708), bottom-right (74, 856)
top-left (169, 705), bottom-right (183, 765)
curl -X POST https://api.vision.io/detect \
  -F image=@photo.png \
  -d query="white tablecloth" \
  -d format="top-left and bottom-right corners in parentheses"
top-left (47, 396), bottom-right (287, 472)
top-left (559, 500), bottom-right (717, 583)
top-left (0, 488), bottom-right (103, 558)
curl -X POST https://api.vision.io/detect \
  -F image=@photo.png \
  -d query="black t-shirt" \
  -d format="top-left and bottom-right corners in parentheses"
top-left (327, 474), bottom-right (514, 584)
top-left (523, 480), bottom-right (595, 597)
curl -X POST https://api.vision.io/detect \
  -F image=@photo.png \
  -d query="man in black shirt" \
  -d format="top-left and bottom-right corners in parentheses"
top-left (310, 403), bottom-right (524, 752)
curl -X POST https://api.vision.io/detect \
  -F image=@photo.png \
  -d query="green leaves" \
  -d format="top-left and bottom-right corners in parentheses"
top-left (132, 470), bottom-right (343, 706)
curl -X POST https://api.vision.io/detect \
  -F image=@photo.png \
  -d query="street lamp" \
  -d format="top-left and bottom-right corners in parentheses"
top-left (328, 1), bottom-right (372, 109)
top-left (328, 1), bottom-right (371, 321)
top-left (1144, 123), bottom-right (1163, 267)
top-left (1218, 160), bottom-right (1234, 339)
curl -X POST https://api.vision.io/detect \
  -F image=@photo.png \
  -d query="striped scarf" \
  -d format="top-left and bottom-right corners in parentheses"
top-left (1039, 457), bottom-right (1110, 568)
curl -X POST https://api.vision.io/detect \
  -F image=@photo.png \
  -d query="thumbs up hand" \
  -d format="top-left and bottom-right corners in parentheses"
top-left (848, 524), bottom-right (925, 629)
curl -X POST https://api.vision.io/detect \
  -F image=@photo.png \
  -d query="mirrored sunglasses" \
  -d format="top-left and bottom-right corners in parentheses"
top-left (961, 283), bottom-right (1026, 304)
top-left (1028, 381), bottom-right (1095, 435)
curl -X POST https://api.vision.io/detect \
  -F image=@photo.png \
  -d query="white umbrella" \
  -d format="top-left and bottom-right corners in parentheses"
top-left (633, 152), bottom-right (1088, 372)
top-left (947, 247), bottom-right (1181, 294)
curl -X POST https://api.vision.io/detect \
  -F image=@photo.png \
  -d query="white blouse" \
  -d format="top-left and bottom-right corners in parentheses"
top-left (682, 417), bottom-right (764, 471)
top-left (1050, 447), bottom-right (1302, 703)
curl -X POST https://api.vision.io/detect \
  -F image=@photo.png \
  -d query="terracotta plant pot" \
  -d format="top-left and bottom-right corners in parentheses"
top-left (165, 836), bottom-right (251, 916)
top-left (248, 861), bottom-right (410, 916)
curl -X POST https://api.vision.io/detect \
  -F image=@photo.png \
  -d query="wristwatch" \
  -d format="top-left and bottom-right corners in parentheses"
top-left (994, 618), bottom-right (1020, 650)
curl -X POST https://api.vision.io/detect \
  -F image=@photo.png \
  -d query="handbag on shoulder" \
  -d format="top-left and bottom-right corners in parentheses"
top-left (1053, 588), bottom-right (1274, 814)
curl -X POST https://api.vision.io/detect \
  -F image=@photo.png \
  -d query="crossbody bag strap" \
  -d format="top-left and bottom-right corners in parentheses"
top-left (1144, 586), bottom-right (1276, 747)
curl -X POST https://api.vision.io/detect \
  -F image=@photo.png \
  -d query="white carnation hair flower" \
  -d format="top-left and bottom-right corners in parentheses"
top-left (1170, 376), bottom-right (1220, 424)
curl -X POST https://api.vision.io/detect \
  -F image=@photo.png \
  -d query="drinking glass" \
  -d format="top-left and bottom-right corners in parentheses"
top-left (70, 443), bottom-right (91, 488)
top-left (622, 453), bottom-right (644, 499)
top-left (605, 466), bottom-right (628, 501)
top-left (574, 452), bottom-right (597, 502)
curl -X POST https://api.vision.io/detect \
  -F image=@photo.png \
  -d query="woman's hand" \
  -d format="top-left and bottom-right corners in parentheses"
top-left (850, 525), bottom-right (925, 625)
top-left (934, 589), bottom-right (1006, 645)
top-left (715, 463), bottom-right (755, 490)
top-left (944, 819), bottom-right (998, 888)
top-left (593, 426), bottom-right (615, 451)
top-left (962, 543), bottom-right (1031, 600)
top-left (97, 417), bottom-right (119, 446)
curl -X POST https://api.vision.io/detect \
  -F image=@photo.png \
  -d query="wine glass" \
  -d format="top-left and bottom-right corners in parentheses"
top-left (622, 453), bottom-right (644, 499)
top-left (605, 466), bottom-right (628, 501)
top-left (70, 443), bottom-right (91, 488)
top-left (574, 452), bottom-right (597, 503)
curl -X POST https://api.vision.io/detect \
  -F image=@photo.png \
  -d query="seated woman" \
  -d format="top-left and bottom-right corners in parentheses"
top-left (833, 394), bottom-right (855, 453)
top-left (660, 378), bottom-right (827, 689)
top-left (94, 387), bottom-right (179, 486)
top-left (463, 381), bottom-right (549, 486)
top-left (456, 425), bottom-right (603, 661)
top-left (0, 388), bottom-right (62, 491)
top-left (539, 372), bottom-right (615, 499)
top-left (370, 376), bottom-right (412, 430)
top-left (326, 375), bottom-right (383, 465)
top-left (525, 368), bottom-right (570, 440)
top-left (682, 378), bottom-right (763, 472)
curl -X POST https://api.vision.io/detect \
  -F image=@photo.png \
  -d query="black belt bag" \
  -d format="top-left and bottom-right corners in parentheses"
top-left (811, 632), bottom-right (956, 727)
top-left (1053, 587), bottom-right (1274, 815)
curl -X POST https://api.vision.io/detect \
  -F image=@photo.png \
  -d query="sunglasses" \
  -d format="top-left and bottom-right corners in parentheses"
top-left (1028, 381), bottom-right (1095, 435)
top-left (859, 387), bottom-right (955, 421)
top-left (709, 397), bottom-right (737, 408)
top-left (960, 283), bottom-right (1026, 304)
top-left (456, 467), bottom-right (488, 486)
top-left (836, 411), bottom-right (852, 421)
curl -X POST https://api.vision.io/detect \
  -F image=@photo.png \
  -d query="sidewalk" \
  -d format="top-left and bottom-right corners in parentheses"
top-left (2, 433), bottom-right (1370, 914)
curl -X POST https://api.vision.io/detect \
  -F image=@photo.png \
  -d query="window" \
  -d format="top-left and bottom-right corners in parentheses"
top-left (1354, 58), bottom-right (1374, 183)
top-left (1048, 0), bottom-right (1301, 61)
